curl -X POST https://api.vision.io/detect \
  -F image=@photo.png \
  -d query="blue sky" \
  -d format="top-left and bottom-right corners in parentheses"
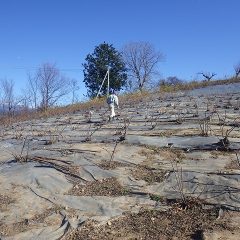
top-left (0, 0), bottom-right (239, 102)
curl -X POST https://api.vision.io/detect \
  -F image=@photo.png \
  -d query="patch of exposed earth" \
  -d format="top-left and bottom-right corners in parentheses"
top-left (98, 160), bottom-right (131, 170)
top-left (130, 165), bottom-right (166, 184)
top-left (0, 206), bottom-right (63, 237)
top-left (65, 198), bottom-right (240, 240)
top-left (68, 177), bottom-right (130, 196)
top-left (0, 195), bottom-right (15, 212)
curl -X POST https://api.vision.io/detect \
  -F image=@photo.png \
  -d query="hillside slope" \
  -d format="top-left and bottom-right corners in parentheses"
top-left (0, 83), bottom-right (240, 239)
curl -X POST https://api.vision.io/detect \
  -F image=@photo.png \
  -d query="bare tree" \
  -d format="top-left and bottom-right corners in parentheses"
top-left (69, 78), bottom-right (79, 104)
top-left (27, 72), bottom-right (39, 109)
top-left (34, 63), bottom-right (70, 110)
top-left (122, 42), bottom-right (163, 92)
top-left (1, 79), bottom-right (15, 114)
top-left (234, 63), bottom-right (240, 78)
top-left (198, 72), bottom-right (216, 81)
top-left (18, 89), bottom-right (32, 110)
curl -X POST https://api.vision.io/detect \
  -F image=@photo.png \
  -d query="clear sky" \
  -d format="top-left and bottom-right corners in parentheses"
top-left (0, 0), bottom-right (239, 102)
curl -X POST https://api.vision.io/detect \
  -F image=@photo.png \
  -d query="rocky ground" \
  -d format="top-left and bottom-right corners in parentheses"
top-left (0, 83), bottom-right (240, 239)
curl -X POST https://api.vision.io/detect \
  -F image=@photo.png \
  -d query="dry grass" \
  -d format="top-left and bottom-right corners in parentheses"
top-left (160, 77), bottom-right (240, 93)
top-left (0, 97), bottom-right (106, 127)
top-left (119, 90), bottom-right (152, 106)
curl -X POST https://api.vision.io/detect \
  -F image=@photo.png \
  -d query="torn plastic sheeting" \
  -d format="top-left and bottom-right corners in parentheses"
top-left (40, 194), bottom-right (156, 219)
top-left (126, 135), bottom-right (240, 150)
top-left (0, 162), bottom-right (73, 194)
top-left (147, 171), bottom-right (240, 211)
top-left (2, 217), bottom-right (69, 240)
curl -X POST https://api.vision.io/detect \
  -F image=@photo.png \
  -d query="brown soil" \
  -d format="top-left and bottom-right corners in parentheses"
top-left (0, 219), bottom-right (31, 237)
top-left (214, 152), bottom-right (240, 170)
top-left (0, 206), bottom-right (63, 237)
top-left (68, 177), bottom-right (129, 196)
top-left (0, 194), bottom-right (15, 211)
top-left (130, 165), bottom-right (166, 184)
top-left (225, 159), bottom-right (240, 170)
top-left (142, 129), bottom-right (199, 137)
top-left (98, 160), bottom-right (131, 170)
top-left (139, 147), bottom-right (186, 162)
top-left (65, 198), bottom-right (232, 240)
top-left (210, 150), bottom-right (234, 158)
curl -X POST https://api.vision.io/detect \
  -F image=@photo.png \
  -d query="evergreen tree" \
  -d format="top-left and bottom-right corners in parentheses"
top-left (83, 42), bottom-right (127, 98)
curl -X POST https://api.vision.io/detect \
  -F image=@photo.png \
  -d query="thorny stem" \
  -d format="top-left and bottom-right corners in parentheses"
top-left (110, 140), bottom-right (119, 162)
top-left (20, 136), bottom-right (28, 157)
top-left (170, 159), bottom-right (186, 204)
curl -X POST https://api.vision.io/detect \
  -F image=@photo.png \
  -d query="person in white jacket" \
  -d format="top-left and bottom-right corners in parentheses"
top-left (107, 89), bottom-right (119, 121)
